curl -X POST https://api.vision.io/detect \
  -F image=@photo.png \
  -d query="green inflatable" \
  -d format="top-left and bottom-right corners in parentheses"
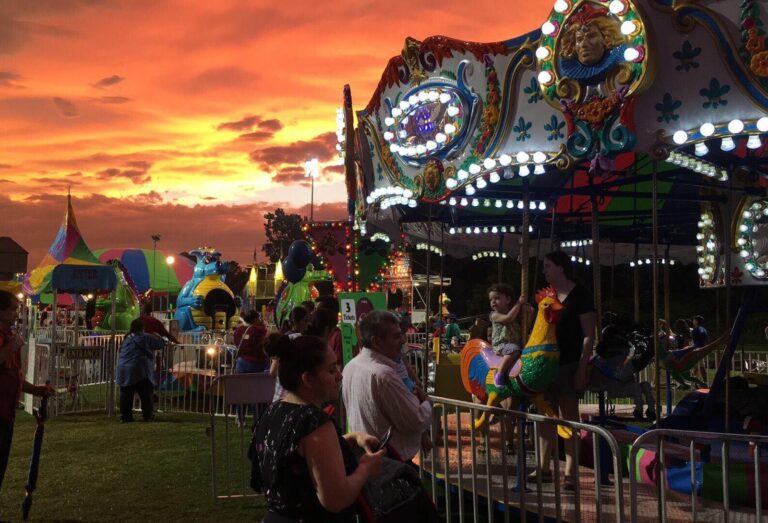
top-left (94, 261), bottom-right (140, 331)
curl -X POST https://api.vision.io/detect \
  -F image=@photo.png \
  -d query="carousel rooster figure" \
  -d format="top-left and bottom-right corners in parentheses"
top-left (460, 287), bottom-right (572, 439)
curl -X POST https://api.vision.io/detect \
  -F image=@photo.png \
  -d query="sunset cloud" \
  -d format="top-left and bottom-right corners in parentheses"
top-left (0, 0), bottom-right (552, 266)
top-left (92, 74), bottom-right (124, 89)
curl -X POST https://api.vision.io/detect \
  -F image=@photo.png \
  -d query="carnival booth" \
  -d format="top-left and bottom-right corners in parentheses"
top-left (336, 0), bottom-right (768, 520)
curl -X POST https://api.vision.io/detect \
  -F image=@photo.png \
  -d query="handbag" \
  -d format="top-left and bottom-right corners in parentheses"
top-left (354, 447), bottom-right (440, 523)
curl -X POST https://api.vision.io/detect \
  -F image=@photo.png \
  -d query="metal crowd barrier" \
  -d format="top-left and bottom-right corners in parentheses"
top-left (628, 429), bottom-right (767, 523)
top-left (208, 373), bottom-right (276, 499)
top-left (420, 395), bottom-right (626, 523)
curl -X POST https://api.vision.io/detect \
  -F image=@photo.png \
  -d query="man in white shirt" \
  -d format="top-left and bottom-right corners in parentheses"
top-left (342, 310), bottom-right (432, 460)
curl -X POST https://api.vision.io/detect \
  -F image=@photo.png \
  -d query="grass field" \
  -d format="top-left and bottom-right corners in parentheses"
top-left (0, 411), bottom-right (265, 522)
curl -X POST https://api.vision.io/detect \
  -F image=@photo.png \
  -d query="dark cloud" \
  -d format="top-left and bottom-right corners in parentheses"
top-left (0, 164), bottom-right (12, 169)
top-left (52, 96), bottom-right (79, 117)
top-left (97, 96), bottom-right (131, 104)
top-left (0, 193), bottom-right (346, 267)
top-left (217, 114), bottom-right (261, 132)
top-left (237, 131), bottom-right (275, 142)
top-left (185, 66), bottom-right (259, 94)
top-left (0, 71), bottom-right (22, 88)
top-left (259, 119), bottom-right (283, 132)
top-left (272, 166), bottom-right (308, 185)
top-left (96, 160), bottom-right (152, 184)
top-left (249, 132), bottom-right (336, 170)
top-left (92, 74), bottom-right (124, 88)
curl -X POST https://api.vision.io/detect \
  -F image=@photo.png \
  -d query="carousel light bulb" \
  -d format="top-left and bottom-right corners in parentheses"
top-left (448, 197), bottom-right (457, 206)
top-left (700, 122), bottom-right (715, 137)
top-left (532, 151), bottom-right (547, 164)
top-left (506, 200), bottom-right (514, 208)
top-left (728, 119), bottom-right (744, 134)
top-left (742, 249), bottom-right (752, 258)
top-left (391, 108), bottom-right (402, 117)
top-left (747, 135), bottom-right (762, 149)
top-left (457, 169), bottom-right (468, 180)
top-left (630, 262), bottom-right (635, 267)
top-left (408, 95), bottom-right (418, 105)
top-left (491, 226), bottom-right (498, 233)
top-left (425, 140), bottom-right (437, 151)
top-left (697, 267), bottom-right (706, 275)
top-left (483, 158), bottom-right (497, 169)
top-left (446, 106), bottom-right (460, 117)
top-left (745, 262), bottom-right (755, 271)
top-left (439, 92), bottom-right (451, 104)
top-left (415, 144), bottom-right (427, 155)
top-left (469, 163), bottom-right (481, 175)
top-left (537, 71), bottom-right (553, 85)
top-left (519, 165), bottom-right (530, 177)
top-left (472, 199), bottom-right (479, 207)
top-left (499, 154), bottom-right (512, 166)
top-left (758, 117), bottom-right (768, 132)
top-left (538, 201), bottom-right (547, 210)
top-left (446, 178), bottom-right (457, 189)
top-left (535, 46), bottom-right (551, 60)
top-left (737, 237), bottom-right (747, 246)
top-left (529, 200), bottom-right (536, 210)
top-left (621, 20), bottom-right (637, 35)
top-left (744, 210), bottom-right (753, 219)
top-left (449, 227), bottom-right (455, 234)
top-left (609, 0), bottom-right (625, 14)
top-left (389, 144), bottom-right (399, 153)
top-left (435, 133), bottom-right (447, 143)
top-left (721, 137), bottom-right (736, 151)
top-left (417, 91), bottom-right (428, 102)
top-left (534, 164), bottom-right (545, 175)
top-left (694, 142), bottom-right (708, 156)
top-left (408, 199), bottom-right (417, 208)
top-left (476, 177), bottom-right (487, 189)
top-left (739, 224), bottom-right (749, 232)
top-left (672, 130), bottom-right (688, 144)
top-left (384, 117), bottom-right (395, 126)
top-left (541, 21), bottom-right (556, 36)
top-left (460, 198), bottom-right (468, 206)
top-left (465, 184), bottom-right (476, 195)
top-left (495, 200), bottom-right (502, 208)
top-left (517, 200), bottom-right (524, 209)
top-left (623, 47), bottom-right (640, 62)
top-left (553, 0), bottom-right (569, 13)
top-left (399, 100), bottom-right (410, 111)
top-left (444, 123), bottom-right (457, 134)
top-left (489, 171), bottom-right (501, 183)
top-left (473, 227), bottom-right (480, 233)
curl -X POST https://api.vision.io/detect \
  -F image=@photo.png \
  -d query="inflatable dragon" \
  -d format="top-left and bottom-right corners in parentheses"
top-left (174, 248), bottom-right (240, 331)
top-left (460, 287), bottom-right (571, 438)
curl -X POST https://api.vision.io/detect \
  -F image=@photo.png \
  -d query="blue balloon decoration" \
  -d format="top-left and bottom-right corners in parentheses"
top-left (282, 257), bottom-right (306, 284)
top-left (287, 240), bottom-right (312, 269)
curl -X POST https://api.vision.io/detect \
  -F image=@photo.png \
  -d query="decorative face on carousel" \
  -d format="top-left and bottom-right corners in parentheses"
top-left (558, 3), bottom-right (627, 82)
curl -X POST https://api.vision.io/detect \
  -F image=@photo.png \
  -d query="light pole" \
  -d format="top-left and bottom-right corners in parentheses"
top-left (151, 234), bottom-right (161, 311)
top-left (165, 255), bottom-right (175, 317)
top-left (304, 158), bottom-right (319, 221)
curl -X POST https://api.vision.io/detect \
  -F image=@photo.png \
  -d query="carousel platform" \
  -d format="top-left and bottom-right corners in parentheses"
top-left (415, 412), bottom-right (759, 522)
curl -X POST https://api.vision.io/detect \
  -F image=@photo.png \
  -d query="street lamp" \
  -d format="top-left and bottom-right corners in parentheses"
top-left (304, 158), bottom-right (319, 221)
top-left (165, 255), bottom-right (175, 316)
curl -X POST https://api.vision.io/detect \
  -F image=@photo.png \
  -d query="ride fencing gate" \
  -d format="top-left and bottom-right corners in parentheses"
top-left (25, 331), bottom-right (243, 418)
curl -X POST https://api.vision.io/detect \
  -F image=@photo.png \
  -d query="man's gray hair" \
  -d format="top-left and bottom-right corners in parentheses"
top-left (359, 310), bottom-right (400, 347)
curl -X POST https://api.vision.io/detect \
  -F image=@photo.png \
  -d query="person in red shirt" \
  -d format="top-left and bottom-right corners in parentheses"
top-left (233, 310), bottom-right (268, 426)
top-left (0, 291), bottom-right (54, 491)
top-left (139, 303), bottom-right (179, 344)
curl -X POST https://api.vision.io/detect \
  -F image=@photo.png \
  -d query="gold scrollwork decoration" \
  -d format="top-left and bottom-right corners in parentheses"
top-left (402, 37), bottom-right (428, 86)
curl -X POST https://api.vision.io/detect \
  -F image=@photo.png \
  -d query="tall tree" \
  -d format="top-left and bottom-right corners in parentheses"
top-left (262, 208), bottom-right (305, 262)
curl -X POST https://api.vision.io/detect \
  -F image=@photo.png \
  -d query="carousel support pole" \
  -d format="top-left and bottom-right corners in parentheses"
top-left (651, 160), bottom-right (664, 518)
top-left (549, 202), bottom-right (557, 254)
top-left (531, 226), bottom-right (543, 295)
top-left (521, 186), bottom-right (530, 343)
top-left (425, 206), bottom-right (433, 385)
top-left (723, 174), bottom-right (733, 433)
top-left (73, 294), bottom-right (79, 348)
top-left (610, 242), bottom-right (616, 310)
top-left (664, 246), bottom-right (670, 330)
top-left (50, 292), bottom-right (57, 418)
top-left (108, 290), bottom-right (117, 416)
top-left (590, 192), bottom-right (602, 335)
top-left (633, 243), bottom-right (640, 325)
top-left (497, 235), bottom-right (504, 282)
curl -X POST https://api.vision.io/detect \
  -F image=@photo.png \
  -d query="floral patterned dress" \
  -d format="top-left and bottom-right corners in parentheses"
top-left (252, 401), bottom-right (357, 522)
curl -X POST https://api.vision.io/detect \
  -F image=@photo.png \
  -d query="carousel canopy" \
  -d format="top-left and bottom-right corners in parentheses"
top-left (349, 0), bottom-right (768, 286)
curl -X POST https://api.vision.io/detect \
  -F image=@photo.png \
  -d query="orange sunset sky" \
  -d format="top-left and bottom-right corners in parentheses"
top-left (1, 0), bottom-right (551, 267)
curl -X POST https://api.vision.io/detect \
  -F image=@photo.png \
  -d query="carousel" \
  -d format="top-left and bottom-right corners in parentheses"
top-left (336, 0), bottom-right (768, 521)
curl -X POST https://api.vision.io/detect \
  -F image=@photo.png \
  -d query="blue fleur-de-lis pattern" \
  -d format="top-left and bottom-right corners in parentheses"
top-left (673, 41), bottom-right (702, 72)
top-left (513, 116), bottom-right (532, 141)
top-left (655, 93), bottom-right (682, 123)
top-left (699, 77), bottom-right (730, 109)
top-left (544, 115), bottom-right (565, 141)
top-left (524, 77), bottom-right (543, 104)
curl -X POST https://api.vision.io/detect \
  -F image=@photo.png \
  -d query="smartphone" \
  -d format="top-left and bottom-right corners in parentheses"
top-left (376, 427), bottom-right (393, 451)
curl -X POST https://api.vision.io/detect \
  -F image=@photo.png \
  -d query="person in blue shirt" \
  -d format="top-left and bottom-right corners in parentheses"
top-left (116, 319), bottom-right (167, 422)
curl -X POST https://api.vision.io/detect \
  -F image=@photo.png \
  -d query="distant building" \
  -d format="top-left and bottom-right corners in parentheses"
top-left (0, 237), bottom-right (27, 281)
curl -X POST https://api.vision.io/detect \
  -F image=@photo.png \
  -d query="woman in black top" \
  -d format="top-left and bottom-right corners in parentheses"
top-left (535, 251), bottom-right (596, 488)
top-left (252, 334), bottom-right (384, 522)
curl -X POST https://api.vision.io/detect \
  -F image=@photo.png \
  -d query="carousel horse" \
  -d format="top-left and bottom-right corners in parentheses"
top-left (589, 327), bottom-right (657, 421)
top-left (460, 287), bottom-right (572, 439)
